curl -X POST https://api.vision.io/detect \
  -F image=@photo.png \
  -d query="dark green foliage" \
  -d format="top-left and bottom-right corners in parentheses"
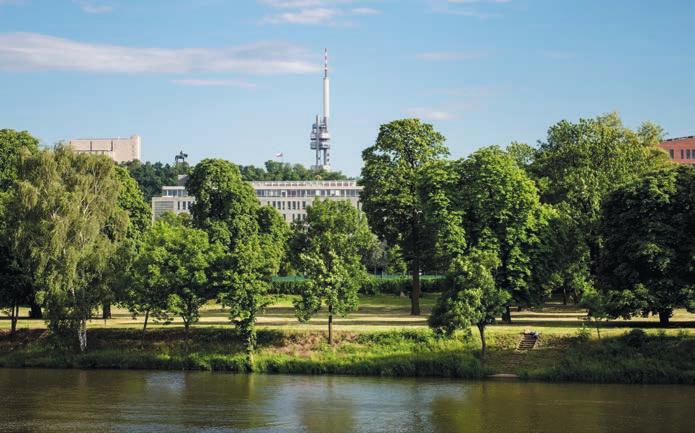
top-left (187, 159), bottom-right (287, 357)
top-left (121, 160), bottom-right (190, 202)
top-left (360, 118), bottom-right (450, 315)
top-left (597, 166), bottom-right (695, 325)
top-left (530, 113), bottom-right (669, 290)
top-left (114, 166), bottom-right (151, 238)
top-left (0, 129), bottom-right (40, 191)
top-left (447, 147), bottom-right (544, 309)
top-left (238, 160), bottom-right (348, 181)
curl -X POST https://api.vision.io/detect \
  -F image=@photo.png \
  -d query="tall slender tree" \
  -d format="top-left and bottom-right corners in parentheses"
top-left (360, 119), bottom-right (449, 315)
top-left (290, 200), bottom-right (375, 344)
top-left (187, 159), bottom-right (287, 361)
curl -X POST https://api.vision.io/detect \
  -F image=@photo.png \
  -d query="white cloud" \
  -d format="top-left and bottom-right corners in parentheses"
top-left (260, 0), bottom-right (355, 7)
top-left (262, 7), bottom-right (343, 25)
top-left (74, 1), bottom-right (113, 14)
top-left (406, 107), bottom-right (457, 121)
top-left (430, 0), bottom-right (511, 18)
top-left (416, 51), bottom-right (483, 61)
top-left (259, 0), bottom-right (378, 25)
top-left (0, 32), bottom-right (318, 75)
top-left (171, 79), bottom-right (257, 88)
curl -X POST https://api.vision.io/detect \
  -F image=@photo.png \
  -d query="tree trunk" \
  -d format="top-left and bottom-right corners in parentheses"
top-left (477, 323), bottom-right (486, 359)
top-left (411, 265), bottom-right (421, 316)
top-left (10, 303), bottom-right (18, 334)
top-left (102, 303), bottom-right (111, 320)
top-left (658, 310), bottom-right (670, 326)
top-left (140, 309), bottom-right (150, 348)
top-left (183, 320), bottom-right (191, 354)
top-left (502, 305), bottom-right (512, 323)
top-left (562, 288), bottom-right (568, 306)
top-left (77, 319), bottom-right (87, 352)
top-left (328, 304), bottom-right (333, 345)
top-left (28, 299), bottom-right (42, 319)
top-left (595, 323), bottom-right (601, 340)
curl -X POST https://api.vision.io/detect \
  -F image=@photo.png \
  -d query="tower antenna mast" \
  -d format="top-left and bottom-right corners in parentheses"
top-left (310, 48), bottom-right (331, 171)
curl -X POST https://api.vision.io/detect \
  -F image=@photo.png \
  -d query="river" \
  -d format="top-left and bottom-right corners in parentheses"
top-left (0, 369), bottom-right (691, 432)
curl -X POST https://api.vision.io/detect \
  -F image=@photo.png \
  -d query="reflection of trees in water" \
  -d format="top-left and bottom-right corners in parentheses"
top-left (294, 376), bottom-right (357, 433)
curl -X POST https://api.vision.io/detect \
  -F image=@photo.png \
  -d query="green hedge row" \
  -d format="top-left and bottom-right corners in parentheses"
top-left (270, 275), bottom-right (448, 295)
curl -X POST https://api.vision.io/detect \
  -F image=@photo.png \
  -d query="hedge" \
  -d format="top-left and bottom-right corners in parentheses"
top-left (270, 275), bottom-right (447, 295)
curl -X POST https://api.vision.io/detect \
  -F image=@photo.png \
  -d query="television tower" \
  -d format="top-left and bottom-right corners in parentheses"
top-left (310, 48), bottom-right (331, 171)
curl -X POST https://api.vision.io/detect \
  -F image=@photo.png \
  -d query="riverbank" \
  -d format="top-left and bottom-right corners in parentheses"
top-left (1, 327), bottom-right (693, 384)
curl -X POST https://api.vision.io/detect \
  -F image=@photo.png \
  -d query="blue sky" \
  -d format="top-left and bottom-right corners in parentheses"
top-left (1, 0), bottom-right (693, 176)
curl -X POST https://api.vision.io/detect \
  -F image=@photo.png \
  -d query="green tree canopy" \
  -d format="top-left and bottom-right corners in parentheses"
top-left (531, 113), bottom-right (669, 277)
top-left (187, 159), bottom-right (287, 359)
top-left (428, 250), bottom-right (510, 358)
top-left (0, 129), bottom-right (40, 331)
top-left (238, 160), bottom-right (348, 181)
top-left (360, 118), bottom-right (449, 315)
top-left (597, 165), bottom-right (695, 325)
top-left (0, 129), bottom-right (40, 191)
top-left (121, 160), bottom-right (190, 202)
top-left (7, 146), bottom-right (127, 351)
top-left (291, 200), bottom-right (375, 344)
top-left (442, 147), bottom-right (545, 318)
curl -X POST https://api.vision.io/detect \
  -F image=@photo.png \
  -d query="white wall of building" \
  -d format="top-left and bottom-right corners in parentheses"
top-left (150, 179), bottom-right (362, 223)
top-left (68, 135), bottom-right (141, 163)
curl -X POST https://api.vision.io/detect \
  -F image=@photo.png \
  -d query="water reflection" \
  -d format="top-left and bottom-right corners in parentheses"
top-left (0, 369), bottom-right (692, 433)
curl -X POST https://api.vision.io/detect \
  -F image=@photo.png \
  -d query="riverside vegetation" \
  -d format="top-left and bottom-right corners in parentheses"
top-left (1, 114), bottom-right (694, 385)
top-left (1, 296), bottom-right (694, 384)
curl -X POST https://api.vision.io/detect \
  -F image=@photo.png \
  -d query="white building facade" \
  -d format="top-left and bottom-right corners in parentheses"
top-left (252, 180), bottom-right (361, 223)
top-left (151, 178), bottom-right (361, 223)
top-left (68, 135), bottom-right (141, 163)
top-left (151, 176), bottom-right (195, 222)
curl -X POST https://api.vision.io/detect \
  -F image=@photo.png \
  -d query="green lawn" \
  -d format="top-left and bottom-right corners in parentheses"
top-left (2, 294), bottom-right (694, 383)
top-left (3, 293), bottom-right (694, 338)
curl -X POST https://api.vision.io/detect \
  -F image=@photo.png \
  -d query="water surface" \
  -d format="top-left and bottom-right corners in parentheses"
top-left (0, 369), bottom-right (691, 432)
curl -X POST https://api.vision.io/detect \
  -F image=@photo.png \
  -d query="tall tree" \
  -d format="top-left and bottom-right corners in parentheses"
top-left (0, 200), bottom-right (31, 334)
top-left (7, 146), bottom-right (127, 351)
top-left (0, 129), bottom-right (41, 321)
top-left (187, 159), bottom-right (287, 360)
top-left (101, 166), bottom-right (152, 319)
top-left (444, 147), bottom-right (544, 321)
top-left (124, 214), bottom-right (193, 346)
top-left (597, 166), bottom-right (695, 325)
top-left (138, 214), bottom-right (220, 340)
top-left (291, 200), bottom-right (374, 344)
top-left (360, 118), bottom-right (449, 315)
top-left (531, 113), bottom-right (669, 282)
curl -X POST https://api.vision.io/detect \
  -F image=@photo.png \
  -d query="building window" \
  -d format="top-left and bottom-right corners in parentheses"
top-left (688, 149), bottom-right (692, 159)
top-left (669, 149), bottom-right (674, 159)
top-left (681, 149), bottom-right (685, 159)
top-left (302, 201), bottom-right (306, 209)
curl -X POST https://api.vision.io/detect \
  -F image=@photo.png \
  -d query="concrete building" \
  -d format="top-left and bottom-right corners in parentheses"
top-left (68, 135), bottom-right (141, 163)
top-left (252, 180), bottom-right (361, 223)
top-left (151, 178), bottom-right (362, 223)
top-left (659, 136), bottom-right (695, 166)
top-left (151, 175), bottom-right (195, 222)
